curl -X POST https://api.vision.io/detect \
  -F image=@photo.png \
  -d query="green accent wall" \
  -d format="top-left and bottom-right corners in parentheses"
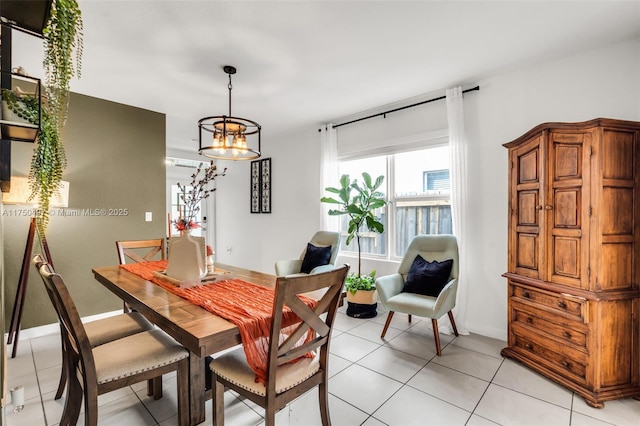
top-left (3, 92), bottom-right (166, 329)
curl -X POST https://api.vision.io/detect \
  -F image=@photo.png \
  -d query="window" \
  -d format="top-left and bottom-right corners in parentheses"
top-left (337, 145), bottom-right (452, 259)
top-left (423, 169), bottom-right (450, 192)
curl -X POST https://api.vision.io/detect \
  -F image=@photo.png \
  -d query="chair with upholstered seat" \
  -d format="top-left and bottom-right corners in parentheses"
top-left (115, 238), bottom-right (168, 398)
top-left (38, 256), bottom-right (156, 401)
top-left (210, 264), bottom-right (349, 426)
top-left (275, 231), bottom-right (341, 276)
top-left (34, 256), bottom-right (190, 426)
top-left (376, 234), bottom-right (459, 356)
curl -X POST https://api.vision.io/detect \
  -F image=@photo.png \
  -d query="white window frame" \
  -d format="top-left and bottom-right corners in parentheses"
top-left (336, 132), bottom-right (450, 262)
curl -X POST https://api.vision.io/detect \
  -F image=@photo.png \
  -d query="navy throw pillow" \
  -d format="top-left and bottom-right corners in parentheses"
top-left (300, 243), bottom-right (332, 274)
top-left (402, 255), bottom-right (453, 297)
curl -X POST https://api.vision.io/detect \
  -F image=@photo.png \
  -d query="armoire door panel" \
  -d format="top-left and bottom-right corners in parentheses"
top-left (601, 187), bottom-right (633, 236)
top-left (554, 189), bottom-right (581, 228)
top-left (518, 144), bottom-right (540, 184)
top-left (551, 236), bottom-right (581, 284)
top-left (554, 145), bottom-right (581, 180)
top-left (518, 191), bottom-right (539, 226)
top-left (601, 130), bottom-right (634, 180)
top-left (598, 243), bottom-right (633, 291)
top-left (516, 233), bottom-right (539, 274)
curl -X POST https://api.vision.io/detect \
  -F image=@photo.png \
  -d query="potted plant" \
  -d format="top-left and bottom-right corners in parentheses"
top-left (1, 0), bottom-right (83, 238)
top-left (321, 173), bottom-right (387, 316)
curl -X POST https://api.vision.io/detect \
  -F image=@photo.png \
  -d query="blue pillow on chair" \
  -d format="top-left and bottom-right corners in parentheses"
top-left (300, 243), bottom-right (332, 274)
top-left (402, 255), bottom-right (453, 297)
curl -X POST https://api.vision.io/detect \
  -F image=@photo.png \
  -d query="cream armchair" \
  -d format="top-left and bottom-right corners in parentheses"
top-left (275, 231), bottom-right (341, 276)
top-left (377, 234), bottom-right (459, 356)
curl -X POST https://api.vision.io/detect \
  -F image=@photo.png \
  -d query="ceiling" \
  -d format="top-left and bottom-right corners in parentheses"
top-left (10, 1), bottom-right (640, 153)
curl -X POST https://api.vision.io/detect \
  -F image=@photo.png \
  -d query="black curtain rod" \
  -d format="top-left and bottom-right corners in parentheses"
top-left (331, 85), bottom-right (479, 129)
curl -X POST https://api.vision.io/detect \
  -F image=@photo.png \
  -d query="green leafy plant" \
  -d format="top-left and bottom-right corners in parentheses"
top-left (321, 172), bottom-right (387, 291)
top-left (24, 0), bottom-right (83, 236)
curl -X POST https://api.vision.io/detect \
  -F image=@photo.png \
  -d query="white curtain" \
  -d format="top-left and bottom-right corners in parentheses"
top-left (444, 86), bottom-right (469, 335)
top-left (319, 123), bottom-right (339, 231)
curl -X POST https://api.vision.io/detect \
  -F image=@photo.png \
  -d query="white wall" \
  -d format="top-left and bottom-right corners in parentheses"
top-left (214, 36), bottom-right (640, 342)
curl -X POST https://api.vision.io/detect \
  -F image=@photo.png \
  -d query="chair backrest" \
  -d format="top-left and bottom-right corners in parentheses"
top-left (397, 234), bottom-right (459, 279)
top-left (265, 264), bottom-right (349, 391)
top-left (33, 255), bottom-right (99, 387)
top-left (301, 231), bottom-right (341, 266)
top-left (116, 239), bottom-right (166, 264)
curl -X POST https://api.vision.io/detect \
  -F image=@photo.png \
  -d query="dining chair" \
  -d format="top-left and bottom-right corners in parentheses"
top-left (275, 231), bottom-right (341, 276)
top-left (376, 234), bottom-right (459, 356)
top-left (210, 264), bottom-right (349, 426)
top-left (116, 238), bottom-right (166, 265)
top-left (33, 256), bottom-right (190, 426)
top-left (116, 238), bottom-right (170, 398)
top-left (34, 255), bottom-right (157, 401)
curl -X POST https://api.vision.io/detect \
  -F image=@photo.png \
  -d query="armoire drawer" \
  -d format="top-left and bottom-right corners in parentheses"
top-left (510, 282), bottom-right (587, 322)
top-left (512, 330), bottom-right (587, 383)
top-left (511, 301), bottom-right (588, 351)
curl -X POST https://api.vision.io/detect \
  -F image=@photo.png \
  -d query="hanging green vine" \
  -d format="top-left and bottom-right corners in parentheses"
top-left (28, 0), bottom-right (83, 236)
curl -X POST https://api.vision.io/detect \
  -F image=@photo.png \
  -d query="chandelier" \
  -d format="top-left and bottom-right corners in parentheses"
top-left (198, 66), bottom-right (261, 160)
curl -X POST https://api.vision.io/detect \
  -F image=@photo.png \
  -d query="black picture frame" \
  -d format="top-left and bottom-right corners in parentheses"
top-left (260, 158), bottom-right (271, 213)
top-left (250, 160), bottom-right (261, 213)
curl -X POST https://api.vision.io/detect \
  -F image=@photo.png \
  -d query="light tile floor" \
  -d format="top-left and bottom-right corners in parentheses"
top-left (4, 304), bottom-right (640, 426)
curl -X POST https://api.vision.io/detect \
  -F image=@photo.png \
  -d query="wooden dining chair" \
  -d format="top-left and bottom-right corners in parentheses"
top-left (209, 264), bottom-right (349, 426)
top-left (33, 256), bottom-right (190, 426)
top-left (33, 255), bottom-right (157, 401)
top-left (115, 239), bottom-right (168, 398)
top-left (116, 238), bottom-right (166, 265)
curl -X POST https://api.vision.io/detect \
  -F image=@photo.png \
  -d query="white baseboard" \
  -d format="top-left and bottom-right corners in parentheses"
top-left (4, 310), bottom-right (124, 341)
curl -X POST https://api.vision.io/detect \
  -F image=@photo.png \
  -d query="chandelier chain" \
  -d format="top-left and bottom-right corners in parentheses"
top-left (227, 74), bottom-right (232, 116)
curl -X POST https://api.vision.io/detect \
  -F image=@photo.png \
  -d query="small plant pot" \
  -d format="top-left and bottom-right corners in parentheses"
top-left (346, 290), bottom-right (377, 318)
top-left (346, 289), bottom-right (377, 305)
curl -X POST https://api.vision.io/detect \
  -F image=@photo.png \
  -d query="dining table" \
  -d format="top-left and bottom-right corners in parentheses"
top-left (92, 262), bottom-right (277, 425)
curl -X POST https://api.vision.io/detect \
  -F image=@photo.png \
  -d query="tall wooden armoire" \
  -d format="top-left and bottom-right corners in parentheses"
top-left (501, 118), bottom-right (640, 408)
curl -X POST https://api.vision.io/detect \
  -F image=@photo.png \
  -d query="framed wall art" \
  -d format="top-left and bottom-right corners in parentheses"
top-left (260, 158), bottom-right (271, 213)
top-left (250, 160), bottom-right (261, 213)
top-left (250, 157), bottom-right (271, 213)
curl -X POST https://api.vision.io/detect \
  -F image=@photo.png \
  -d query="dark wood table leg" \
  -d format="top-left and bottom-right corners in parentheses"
top-left (188, 352), bottom-right (206, 425)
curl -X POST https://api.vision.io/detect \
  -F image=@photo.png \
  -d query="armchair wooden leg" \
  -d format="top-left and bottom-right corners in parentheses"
top-left (448, 311), bottom-right (459, 336)
top-left (381, 311), bottom-right (394, 338)
top-left (432, 319), bottom-right (442, 356)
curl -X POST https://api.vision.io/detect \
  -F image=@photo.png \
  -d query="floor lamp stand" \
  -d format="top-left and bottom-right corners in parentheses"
top-left (6, 217), bottom-right (53, 358)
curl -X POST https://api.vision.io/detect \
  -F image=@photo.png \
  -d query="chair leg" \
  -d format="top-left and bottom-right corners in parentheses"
top-left (318, 375), bottom-right (331, 426)
top-left (381, 311), bottom-right (394, 338)
top-left (408, 314), bottom-right (412, 323)
top-left (149, 376), bottom-right (163, 400)
top-left (60, 371), bottom-right (81, 426)
top-left (432, 319), bottom-right (442, 356)
top-left (265, 404), bottom-right (276, 426)
top-left (448, 311), bottom-right (459, 336)
top-left (212, 374), bottom-right (224, 426)
top-left (55, 329), bottom-right (67, 400)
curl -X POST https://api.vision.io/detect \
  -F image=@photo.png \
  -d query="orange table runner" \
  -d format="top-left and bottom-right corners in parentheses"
top-left (121, 260), bottom-right (317, 384)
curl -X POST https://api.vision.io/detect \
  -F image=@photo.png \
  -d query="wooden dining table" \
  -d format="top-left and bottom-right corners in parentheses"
top-left (92, 262), bottom-right (276, 425)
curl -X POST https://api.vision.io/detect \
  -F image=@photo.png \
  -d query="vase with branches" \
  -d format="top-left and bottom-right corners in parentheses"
top-left (173, 162), bottom-right (226, 232)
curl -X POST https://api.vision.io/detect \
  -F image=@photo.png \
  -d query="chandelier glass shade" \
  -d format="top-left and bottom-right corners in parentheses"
top-left (198, 66), bottom-right (261, 161)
